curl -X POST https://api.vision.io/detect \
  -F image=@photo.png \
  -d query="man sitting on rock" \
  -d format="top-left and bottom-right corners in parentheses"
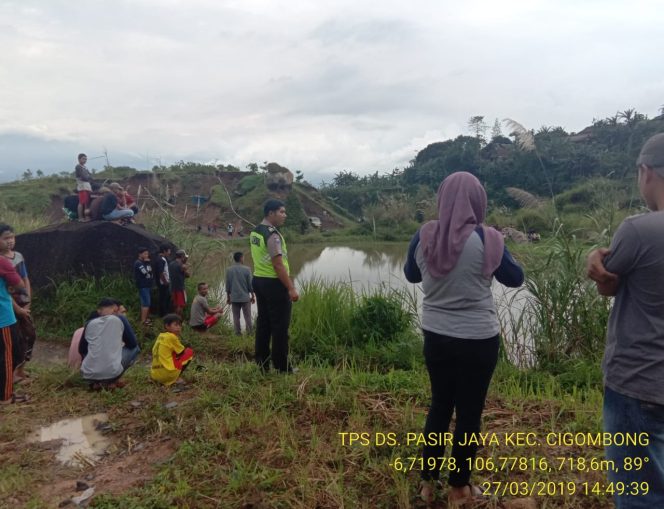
top-left (100, 183), bottom-right (134, 223)
top-left (79, 298), bottom-right (140, 390)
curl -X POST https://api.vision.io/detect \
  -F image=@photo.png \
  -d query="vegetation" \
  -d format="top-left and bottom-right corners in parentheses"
top-left (290, 279), bottom-right (420, 371)
top-left (3, 107), bottom-right (661, 507)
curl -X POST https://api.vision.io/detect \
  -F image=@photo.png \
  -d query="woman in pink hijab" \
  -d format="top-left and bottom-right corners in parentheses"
top-left (404, 172), bottom-right (524, 505)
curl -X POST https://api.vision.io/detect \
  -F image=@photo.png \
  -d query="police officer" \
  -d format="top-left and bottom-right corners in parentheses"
top-left (250, 199), bottom-right (299, 372)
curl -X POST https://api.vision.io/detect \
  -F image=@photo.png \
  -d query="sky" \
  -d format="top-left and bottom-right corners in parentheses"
top-left (1, 0), bottom-right (663, 183)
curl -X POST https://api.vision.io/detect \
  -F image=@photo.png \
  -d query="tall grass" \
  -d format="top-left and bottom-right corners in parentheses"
top-left (0, 204), bottom-right (49, 233)
top-left (32, 275), bottom-right (138, 340)
top-left (500, 224), bottom-right (612, 371)
top-left (290, 278), bottom-right (421, 371)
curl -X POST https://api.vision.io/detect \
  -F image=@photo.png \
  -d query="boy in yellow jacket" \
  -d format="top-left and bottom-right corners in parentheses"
top-left (150, 314), bottom-right (194, 386)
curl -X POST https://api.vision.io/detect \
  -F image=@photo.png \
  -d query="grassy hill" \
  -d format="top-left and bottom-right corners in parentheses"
top-left (0, 165), bottom-right (358, 238)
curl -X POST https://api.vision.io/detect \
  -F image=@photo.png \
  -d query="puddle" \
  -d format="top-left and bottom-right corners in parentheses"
top-left (28, 413), bottom-right (112, 466)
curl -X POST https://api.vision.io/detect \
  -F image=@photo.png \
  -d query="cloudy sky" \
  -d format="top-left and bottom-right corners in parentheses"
top-left (1, 0), bottom-right (663, 183)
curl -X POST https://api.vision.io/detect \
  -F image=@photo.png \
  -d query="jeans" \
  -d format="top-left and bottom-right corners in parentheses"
top-left (421, 331), bottom-right (499, 486)
top-left (121, 345), bottom-right (141, 370)
top-left (604, 386), bottom-right (664, 508)
top-left (232, 301), bottom-right (253, 335)
top-left (103, 208), bottom-right (134, 221)
top-left (253, 277), bottom-right (292, 372)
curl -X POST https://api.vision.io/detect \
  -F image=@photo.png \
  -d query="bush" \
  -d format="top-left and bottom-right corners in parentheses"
top-left (289, 279), bottom-right (421, 371)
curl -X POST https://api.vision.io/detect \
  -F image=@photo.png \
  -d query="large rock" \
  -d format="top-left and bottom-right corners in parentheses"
top-left (264, 162), bottom-right (294, 191)
top-left (15, 222), bottom-right (175, 289)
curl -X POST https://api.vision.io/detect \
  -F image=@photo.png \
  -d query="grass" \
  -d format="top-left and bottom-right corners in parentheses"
top-left (499, 225), bottom-right (612, 370)
top-left (290, 278), bottom-right (421, 371)
top-left (1, 343), bottom-right (610, 508)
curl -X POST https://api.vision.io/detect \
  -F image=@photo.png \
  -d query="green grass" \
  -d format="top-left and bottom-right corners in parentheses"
top-left (289, 278), bottom-right (421, 371)
top-left (1, 349), bottom-right (609, 508)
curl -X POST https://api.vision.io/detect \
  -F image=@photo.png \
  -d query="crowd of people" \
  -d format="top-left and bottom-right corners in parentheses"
top-left (65, 153), bottom-right (137, 223)
top-left (2, 133), bottom-right (664, 507)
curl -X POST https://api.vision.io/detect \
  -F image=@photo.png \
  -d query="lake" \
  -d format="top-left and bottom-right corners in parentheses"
top-left (204, 241), bottom-right (533, 363)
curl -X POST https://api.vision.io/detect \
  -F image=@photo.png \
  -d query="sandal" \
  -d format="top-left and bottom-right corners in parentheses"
top-left (448, 484), bottom-right (482, 508)
top-left (419, 480), bottom-right (442, 504)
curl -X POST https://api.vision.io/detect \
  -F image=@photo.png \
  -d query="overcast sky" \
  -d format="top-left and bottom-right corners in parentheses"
top-left (1, 0), bottom-right (663, 183)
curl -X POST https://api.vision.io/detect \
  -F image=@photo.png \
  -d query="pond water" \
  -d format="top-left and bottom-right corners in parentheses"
top-left (202, 241), bottom-right (533, 361)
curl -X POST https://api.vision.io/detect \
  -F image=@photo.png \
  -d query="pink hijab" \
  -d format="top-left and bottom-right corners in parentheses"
top-left (420, 172), bottom-right (503, 279)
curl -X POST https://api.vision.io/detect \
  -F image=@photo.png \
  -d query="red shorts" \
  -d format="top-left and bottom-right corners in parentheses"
top-left (78, 190), bottom-right (91, 206)
top-left (171, 290), bottom-right (186, 308)
top-left (204, 314), bottom-right (219, 329)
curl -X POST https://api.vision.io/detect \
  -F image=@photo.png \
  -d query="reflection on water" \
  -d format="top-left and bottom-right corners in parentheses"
top-left (203, 242), bottom-right (533, 362)
top-left (28, 413), bottom-right (111, 466)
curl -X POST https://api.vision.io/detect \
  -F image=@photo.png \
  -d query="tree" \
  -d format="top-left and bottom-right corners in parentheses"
top-left (295, 170), bottom-right (304, 183)
top-left (468, 115), bottom-right (488, 144)
top-left (22, 169), bottom-right (33, 181)
top-left (491, 118), bottom-right (503, 140)
top-left (332, 170), bottom-right (360, 187)
top-left (36, 169), bottom-right (44, 178)
top-left (246, 163), bottom-right (258, 173)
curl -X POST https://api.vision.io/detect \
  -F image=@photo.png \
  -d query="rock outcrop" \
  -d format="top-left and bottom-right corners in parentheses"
top-left (264, 162), bottom-right (294, 191)
top-left (15, 222), bottom-right (175, 289)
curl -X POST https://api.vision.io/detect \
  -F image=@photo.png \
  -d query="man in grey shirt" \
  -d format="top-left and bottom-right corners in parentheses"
top-left (79, 298), bottom-right (140, 390)
top-left (587, 132), bottom-right (664, 508)
top-left (189, 282), bottom-right (223, 332)
top-left (225, 251), bottom-right (255, 335)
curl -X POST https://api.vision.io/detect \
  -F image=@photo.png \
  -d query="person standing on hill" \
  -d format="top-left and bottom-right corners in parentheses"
top-left (169, 249), bottom-right (190, 318)
top-left (250, 199), bottom-right (299, 373)
top-left (75, 153), bottom-right (93, 221)
top-left (156, 244), bottom-right (172, 317)
top-left (587, 132), bottom-right (664, 508)
top-left (404, 172), bottom-right (524, 506)
top-left (225, 251), bottom-right (255, 335)
top-left (134, 247), bottom-right (154, 326)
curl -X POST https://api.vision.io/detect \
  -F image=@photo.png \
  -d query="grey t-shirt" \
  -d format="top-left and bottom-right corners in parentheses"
top-left (225, 264), bottom-right (253, 303)
top-left (415, 231), bottom-right (499, 339)
top-left (80, 314), bottom-right (125, 381)
top-left (189, 294), bottom-right (210, 326)
top-left (603, 211), bottom-right (664, 405)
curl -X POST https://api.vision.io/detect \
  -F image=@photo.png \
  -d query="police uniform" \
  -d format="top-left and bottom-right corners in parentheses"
top-left (250, 221), bottom-right (292, 372)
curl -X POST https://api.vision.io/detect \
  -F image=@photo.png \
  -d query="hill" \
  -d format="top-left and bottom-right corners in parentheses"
top-left (0, 163), bottom-right (357, 236)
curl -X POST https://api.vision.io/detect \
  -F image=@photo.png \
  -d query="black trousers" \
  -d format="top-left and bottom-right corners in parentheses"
top-left (252, 277), bottom-right (292, 372)
top-left (158, 284), bottom-right (172, 317)
top-left (421, 330), bottom-right (499, 486)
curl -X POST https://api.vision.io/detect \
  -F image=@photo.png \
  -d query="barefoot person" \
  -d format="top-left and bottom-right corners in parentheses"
top-left (74, 153), bottom-right (93, 221)
top-left (404, 172), bottom-right (524, 505)
top-left (134, 247), bottom-right (154, 325)
top-left (586, 133), bottom-right (664, 508)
